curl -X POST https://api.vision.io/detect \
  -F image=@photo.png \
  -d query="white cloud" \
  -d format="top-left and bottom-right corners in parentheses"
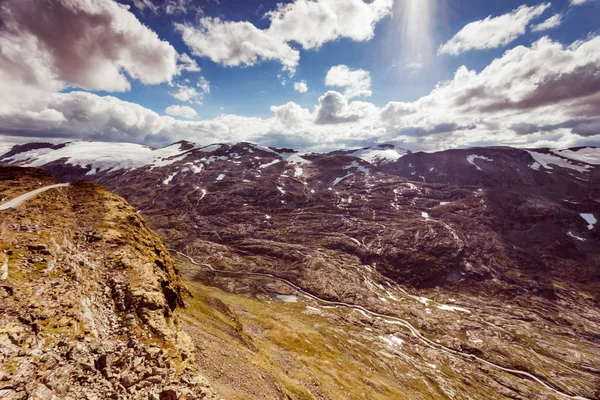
top-left (266, 0), bottom-right (393, 49)
top-left (0, 91), bottom-right (228, 147)
top-left (325, 65), bottom-right (372, 98)
top-left (2, 36), bottom-right (600, 153)
top-left (294, 81), bottom-right (308, 93)
top-left (175, 18), bottom-right (300, 75)
top-left (169, 85), bottom-right (204, 104)
top-left (197, 76), bottom-right (211, 94)
top-left (164, 0), bottom-right (193, 15)
top-left (531, 14), bottom-right (563, 32)
top-left (176, 0), bottom-right (393, 75)
top-left (0, 0), bottom-right (178, 113)
top-left (439, 3), bottom-right (551, 55)
top-left (570, 0), bottom-right (592, 5)
top-left (165, 105), bottom-right (198, 119)
top-left (314, 91), bottom-right (377, 124)
top-left (128, 0), bottom-right (194, 15)
top-left (129, 0), bottom-right (159, 13)
top-left (177, 53), bottom-right (201, 73)
top-left (270, 102), bottom-right (311, 127)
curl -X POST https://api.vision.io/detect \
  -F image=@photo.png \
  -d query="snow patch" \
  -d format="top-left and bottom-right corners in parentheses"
top-left (203, 155), bottom-right (228, 165)
top-left (280, 152), bottom-right (311, 164)
top-left (437, 304), bottom-right (471, 314)
top-left (467, 154), bottom-right (493, 171)
top-left (272, 293), bottom-right (297, 303)
top-left (527, 151), bottom-right (591, 172)
top-left (580, 213), bottom-right (597, 230)
top-left (198, 144), bottom-right (224, 153)
top-left (343, 161), bottom-right (370, 174)
top-left (163, 172), bottom-right (177, 185)
top-left (189, 163), bottom-right (204, 174)
top-left (259, 159), bottom-right (281, 169)
top-left (216, 174), bottom-right (225, 181)
top-left (346, 145), bottom-right (408, 164)
top-left (552, 147), bottom-right (600, 165)
top-left (567, 231), bottom-right (586, 242)
top-left (418, 297), bottom-right (431, 305)
top-left (2, 141), bottom-right (198, 175)
top-left (529, 161), bottom-right (541, 171)
top-left (333, 173), bottom-right (354, 185)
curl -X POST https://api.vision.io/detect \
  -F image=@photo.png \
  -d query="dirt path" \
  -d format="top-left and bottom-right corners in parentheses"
top-left (0, 183), bottom-right (69, 211)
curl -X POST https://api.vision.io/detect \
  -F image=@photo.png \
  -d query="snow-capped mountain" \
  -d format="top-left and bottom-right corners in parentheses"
top-left (328, 144), bottom-right (410, 165)
top-left (380, 146), bottom-right (599, 199)
top-left (1, 141), bottom-right (599, 399)
top-left (1, 140), bottom-right (598, 286)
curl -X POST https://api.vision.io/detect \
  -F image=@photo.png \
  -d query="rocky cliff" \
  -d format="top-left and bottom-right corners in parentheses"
top-left (0, 167), bottom-right (218, 400)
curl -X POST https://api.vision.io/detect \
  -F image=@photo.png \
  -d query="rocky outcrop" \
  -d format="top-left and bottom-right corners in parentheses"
top-left (0, 171), bottom-right (218, 400)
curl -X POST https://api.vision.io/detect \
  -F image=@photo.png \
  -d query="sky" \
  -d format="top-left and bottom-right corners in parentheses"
top-left (0, 0), bottom-right (599, 153)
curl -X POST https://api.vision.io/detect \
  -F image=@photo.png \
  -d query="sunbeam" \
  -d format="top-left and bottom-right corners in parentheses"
top-left (394, 0), bottom-right (439, 71)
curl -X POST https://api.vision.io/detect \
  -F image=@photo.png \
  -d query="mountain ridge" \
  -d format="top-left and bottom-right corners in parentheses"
top-left (1, 142), bottom-right (599, 399)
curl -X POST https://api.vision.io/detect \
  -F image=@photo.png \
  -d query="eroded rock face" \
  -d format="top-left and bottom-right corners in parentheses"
top-left (0, 172), bottom-right (218, 400)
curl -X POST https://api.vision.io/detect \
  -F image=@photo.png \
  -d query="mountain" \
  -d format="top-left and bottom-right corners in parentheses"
top-left (328, 143), bottom-right (411, 165)
top-left (0, 166), bottom-right (218, 400)
top-left (380, 146), bottom-right (599, 199)
top-left (1, 141), bottom-right (599, 399)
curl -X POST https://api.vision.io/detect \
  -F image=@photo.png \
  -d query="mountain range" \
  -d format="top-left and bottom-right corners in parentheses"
top-left (0, 141), bottom-right (598, 400)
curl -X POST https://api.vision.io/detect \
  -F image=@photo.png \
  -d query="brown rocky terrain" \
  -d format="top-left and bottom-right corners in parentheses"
top-left (1, 142), bottom-right (599, 399)
top-left (0, 167), bottom-right (218, 400)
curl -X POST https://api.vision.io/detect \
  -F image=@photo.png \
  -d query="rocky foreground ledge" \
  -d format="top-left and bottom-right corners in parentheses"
top-left (0, 167), bottom-right (219, 400)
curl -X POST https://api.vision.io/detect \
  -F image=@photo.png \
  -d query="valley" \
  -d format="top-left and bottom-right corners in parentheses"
top-left (1, 141), bottom-right (599, 399)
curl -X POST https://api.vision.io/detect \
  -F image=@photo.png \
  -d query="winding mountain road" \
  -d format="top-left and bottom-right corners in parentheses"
top-left (172, 249), bottom-right (590, 400)
top-left (0, 183), bottom-right (69, 211)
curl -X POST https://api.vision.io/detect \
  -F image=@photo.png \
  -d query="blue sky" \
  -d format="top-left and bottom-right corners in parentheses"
top-left (0, 0), bottom-right (599, 152)
top-left (113, 0), bottom-right (599, 119)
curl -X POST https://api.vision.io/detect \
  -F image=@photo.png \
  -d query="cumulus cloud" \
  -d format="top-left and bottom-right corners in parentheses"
top-left (439, 3), bottom-right (550, 55)
top-left (177, 53), bottom-right (201, 73)
top-left (325, 65), bottom-right (372, 98)
top-left (379, 36), bottom-right (600, 148)
top-left (314, 91), bottom-right (377, 125)
top-left (0, 91), bottom-right (228, 147)
top-left (175, 18), bottom-right (300, 75)
top-left (2, 36), bottom-right (600, 153)
top-left (270, 102), bottom-right (311, 127)
top-left (197, 77), bottom-right (211, 94)
top-left (0, 0), bottom-right (178, 114)
top-left (170, 85), bottom-right (204, 104)
top-left (531, 14), bottom-right (563, 32)
top-left (128, 0), bottom-right (194, 15)
top-left (176, 0), bottom-right (393, 75)
top-left (294, 81), bottom-right (308, 93)
top-left (437, 37), bottom-right (600, 114)
top-left (265, 0), bottom-right (393, 49)
top-left (165, 105), bottom-right (198, 119)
